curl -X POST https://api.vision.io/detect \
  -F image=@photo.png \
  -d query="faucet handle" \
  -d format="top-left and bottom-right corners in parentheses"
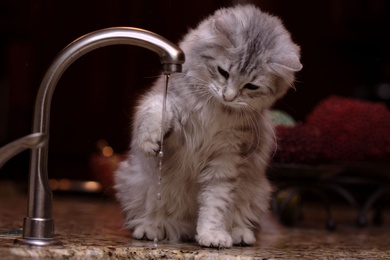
top-left (0, 133), bottom-right (47, 169)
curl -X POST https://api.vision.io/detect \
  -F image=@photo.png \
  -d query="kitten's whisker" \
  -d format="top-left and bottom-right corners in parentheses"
top-left (185, 75), bottom-right (210, 85)
top-left (143, 75), bottom-right (163, 80)
top-left (171, 88), bottom-right (210, 102)
top-left (245, 104), bottom-right (278, 158)
top-left (169, 83), bottom-right (209, 97)
top-left (241, 109), bottom-right (261, 160)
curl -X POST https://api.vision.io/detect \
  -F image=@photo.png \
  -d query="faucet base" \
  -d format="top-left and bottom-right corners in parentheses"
top-left (14, 217), bottom-right (62, 246)
top-left (22, 217), bottom-right (55, 237)
top-left (14, 238), bottom-right (63, 246)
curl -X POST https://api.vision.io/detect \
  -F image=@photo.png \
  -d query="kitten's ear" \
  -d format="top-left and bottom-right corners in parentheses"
top-left (213, 18), bottom-right (230, 35)
top-left (212, 18), bottom-right (235, 45)
top-left (269, 52), bottom-right (303, 72)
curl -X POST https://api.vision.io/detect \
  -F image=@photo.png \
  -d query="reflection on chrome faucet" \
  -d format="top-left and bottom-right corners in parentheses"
top-left (0, 27), bottom-right (184, 246)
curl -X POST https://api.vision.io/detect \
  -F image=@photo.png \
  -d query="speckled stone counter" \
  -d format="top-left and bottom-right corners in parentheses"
top-left (1, 181), bottom-right (389, 259)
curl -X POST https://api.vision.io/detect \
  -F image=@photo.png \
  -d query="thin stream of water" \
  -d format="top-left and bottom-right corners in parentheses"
top-left (154, 74), bottom-right (170, 248)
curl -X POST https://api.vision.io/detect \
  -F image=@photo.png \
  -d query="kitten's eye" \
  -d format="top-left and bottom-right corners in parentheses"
top-left (243, 83), bottom-right (259, 90)
top-left (217, 66), bottom-right (229, 80)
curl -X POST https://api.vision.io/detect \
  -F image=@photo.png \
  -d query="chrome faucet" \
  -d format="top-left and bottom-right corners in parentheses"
top-left (0, 27), bottom-right (184, 246)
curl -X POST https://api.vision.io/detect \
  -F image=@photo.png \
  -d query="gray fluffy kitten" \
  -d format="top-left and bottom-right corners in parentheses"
top-left (115, 4), bottom-right (302, 248)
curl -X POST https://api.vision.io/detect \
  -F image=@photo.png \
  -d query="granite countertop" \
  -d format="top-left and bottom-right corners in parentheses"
top-left (1, 181), bottom-right (389, 259)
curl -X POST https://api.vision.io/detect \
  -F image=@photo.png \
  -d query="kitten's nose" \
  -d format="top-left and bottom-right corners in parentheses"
top-left (222, 88), bottom-right (237, 102)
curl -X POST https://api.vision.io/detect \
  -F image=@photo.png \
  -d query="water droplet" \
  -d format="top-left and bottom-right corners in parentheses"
top-left (157, 192), bottom-right (161, 201)
top-left (154, 237), bottom-right (158, 248)
top-left (159, 161), bottom-right (162, 171)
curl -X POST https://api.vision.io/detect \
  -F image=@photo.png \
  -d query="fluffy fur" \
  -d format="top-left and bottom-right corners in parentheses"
top-left (115, 4), bottom-right (302, 248)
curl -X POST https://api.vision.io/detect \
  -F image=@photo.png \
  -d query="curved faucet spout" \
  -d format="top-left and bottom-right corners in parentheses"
top-left (17, 27), bottom-right (185, 246)
top-left (35, 27), bottom-right (184, 134)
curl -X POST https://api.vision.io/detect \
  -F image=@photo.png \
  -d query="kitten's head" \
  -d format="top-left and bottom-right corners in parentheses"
top-left (178, 4), bottom-right (302, 111)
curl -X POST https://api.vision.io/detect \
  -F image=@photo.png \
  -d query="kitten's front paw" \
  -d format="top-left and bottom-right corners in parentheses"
top-left (132, 223), bottom-right (165, 241)
top-left (231, 227), bottom-right (256, 246)
top-left (137, 127), bottom-right (161, 157)
top-left (139, 139), bottom-right (160, 157)
top-left (196, 230), bottom-right (233, 248)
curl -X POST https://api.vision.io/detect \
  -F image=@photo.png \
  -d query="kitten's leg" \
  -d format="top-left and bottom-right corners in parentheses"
top-left (115, 159), bottom-right (167, 241)
top-left (231, 227), bottom-right (256, 246)
top-left (133, 89), bottom-right (174, 157)
top-left (132, 219), bottom-right (165, 241)
top-left (196, 178), bottom-right (235, 248)
top-left (231, 174), bottom-right (272, 246)
top-left (230, 197), bottom-right (257, 246)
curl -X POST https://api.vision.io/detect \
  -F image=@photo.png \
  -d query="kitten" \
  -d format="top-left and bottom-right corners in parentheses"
top-left (114, 4), bottom-right (302, 248)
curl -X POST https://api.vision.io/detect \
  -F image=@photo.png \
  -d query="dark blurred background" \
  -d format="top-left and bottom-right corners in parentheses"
top-left (1, 0), bottom-right (389, 181)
